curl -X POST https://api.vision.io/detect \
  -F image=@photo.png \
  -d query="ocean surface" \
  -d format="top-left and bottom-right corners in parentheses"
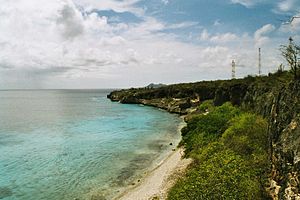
top-left (0, 90), bottom-right (183, 200)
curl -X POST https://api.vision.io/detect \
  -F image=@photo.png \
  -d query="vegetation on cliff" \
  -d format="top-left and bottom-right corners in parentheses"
top-left (108, 71), bottom-right (293, 114)
top-left (108, 70), bottom-right (300, 199)
top-left (168, 103), bottom-right (269, 200)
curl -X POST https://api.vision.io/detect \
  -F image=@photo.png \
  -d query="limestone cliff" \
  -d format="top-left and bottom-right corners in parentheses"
top-left (107, 72), bottom-right (300, 199)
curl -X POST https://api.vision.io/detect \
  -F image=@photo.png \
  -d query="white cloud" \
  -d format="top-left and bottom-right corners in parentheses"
top-left (210, 33), bottom-right (238, 43)
top-left (254, 24), bottom-right (276, 47)
top-left (199, 30), bottom-right (238, 43)
top-left (197, 26), bottom-right (283, 77)
top-left (273, 0), bottom-right (300, 14)
top-left (199, 29), bottom-right (210, 41)
top-left (231, 0), bottom-right (280, 8)
top-left (254, 24), bottom-right (276, 38)
top-left (281, 13), bottom-right (300, 33)
top-left (56, 4), bottom-right (85, 40)
top-left (230, 0), bottom-right (270, 8)
top-left (0, 0), bottom-right (225, 88)
top-left (213, 19), bottom-right (221, 26)
top-left (0, 0), bottom-right (144, 77)
top-left (230, 0), bottom-right (256, 7)
top-left (291, 16), bottom-right (300, 31)
top-left (0, 0), bottom-right (285, 88)
top-left (162, 0), bottom-right (169, 5)
top-left (73, 0), bottom-right (144, 16)
top-left (277, 0), bottom-right (297, 12)
top-left (167, 22), bottom-right (198, 29)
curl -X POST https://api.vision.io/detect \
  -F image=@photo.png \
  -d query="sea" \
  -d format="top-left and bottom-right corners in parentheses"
top-left (0, 90), bottom-right (183, 200)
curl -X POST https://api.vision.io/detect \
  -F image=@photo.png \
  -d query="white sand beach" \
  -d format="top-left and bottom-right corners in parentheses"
top-left (116, 148), bottom-right (192, 200)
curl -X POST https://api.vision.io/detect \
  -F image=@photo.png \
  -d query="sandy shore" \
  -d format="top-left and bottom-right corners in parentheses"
top-left (115, 148), bottom-right (192, 200)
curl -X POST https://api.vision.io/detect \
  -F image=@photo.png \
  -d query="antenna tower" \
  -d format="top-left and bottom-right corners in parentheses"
top-left (258, 48), bottom-right (261, 76)
top-left (232, 60), bottom-right (236, 79)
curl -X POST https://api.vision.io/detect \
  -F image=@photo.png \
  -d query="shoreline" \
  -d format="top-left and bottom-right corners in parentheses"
top-left (112, 117), bottom-right (189, 200)
top-left (102, 99), bottom-right (190, 200)
top-left (114, 147), bottom-right (192, 200)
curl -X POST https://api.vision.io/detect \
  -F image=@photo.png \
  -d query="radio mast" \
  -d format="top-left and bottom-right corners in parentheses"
top-left (258, 48), bottom-right (261, 76)
top-left (232, 60), bottom-right (236, 79)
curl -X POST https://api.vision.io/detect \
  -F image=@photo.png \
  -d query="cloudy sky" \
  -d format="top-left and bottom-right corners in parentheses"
top-left (0, 0), bottom-right (300, 89)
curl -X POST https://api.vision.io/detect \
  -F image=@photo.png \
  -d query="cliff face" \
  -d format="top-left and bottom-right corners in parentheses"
top-left (107, 73), bottom-right (300, 199)
top-left (239, 78), bottom-right (300, 199)
top-left (107, 78), bottom-right (254, 114)
top-left (266, 81), bottom-right (300, 199)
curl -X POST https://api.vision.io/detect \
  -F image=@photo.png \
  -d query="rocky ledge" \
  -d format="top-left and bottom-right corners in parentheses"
top-left (108, 92), bottom-right (197, 114)
top-left (107, 72), bottom-right (300, 199)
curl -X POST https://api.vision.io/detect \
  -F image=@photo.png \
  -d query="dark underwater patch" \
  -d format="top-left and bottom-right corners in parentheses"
top-left (114, 153), bottom-right (155, 186)
top-left (147, 140), bottom-right (167, 151)
top-left (0, 186), bottom-right (13, 199)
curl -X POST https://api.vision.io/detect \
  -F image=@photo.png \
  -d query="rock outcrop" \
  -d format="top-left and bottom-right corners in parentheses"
top-left (107, 72), bottom-right (300, 199)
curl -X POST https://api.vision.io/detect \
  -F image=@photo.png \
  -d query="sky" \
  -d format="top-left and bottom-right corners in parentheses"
top-left (0, 0), bottom-right (300, 89)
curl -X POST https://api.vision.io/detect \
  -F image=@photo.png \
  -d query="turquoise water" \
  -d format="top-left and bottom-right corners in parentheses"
top-left (0, 90), bottom-right (182, 200)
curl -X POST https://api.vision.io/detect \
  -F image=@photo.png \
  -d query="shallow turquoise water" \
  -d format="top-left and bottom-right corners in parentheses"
top-left (0, 90), bottom-right (182, 200)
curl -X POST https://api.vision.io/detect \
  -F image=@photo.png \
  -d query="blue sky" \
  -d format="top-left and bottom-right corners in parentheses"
top-left (96, 0), bottom-right (285, 38)
top-left (144, 0), bottom-right (276, 32)
top-left (0, 0), bottom-right (299, 88)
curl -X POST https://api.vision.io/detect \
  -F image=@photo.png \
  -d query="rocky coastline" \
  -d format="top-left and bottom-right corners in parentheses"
top-left (108, 72), bottom-right (300, 199)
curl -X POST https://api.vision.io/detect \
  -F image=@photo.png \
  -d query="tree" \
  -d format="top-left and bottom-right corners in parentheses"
top-left (280, 37), bottom-right (300, 79)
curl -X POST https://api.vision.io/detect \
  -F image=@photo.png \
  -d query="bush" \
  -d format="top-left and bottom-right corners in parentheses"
top-left (222, 113), bottom-right (268, 157)
top-left (168, 146), bottom-right (262, 200)
top-left (181, 103), bottom-right (240, 156)
top-left (198, 100), bottom-right (214, 113)
top-left (168, 103), bottom-right (270, 200)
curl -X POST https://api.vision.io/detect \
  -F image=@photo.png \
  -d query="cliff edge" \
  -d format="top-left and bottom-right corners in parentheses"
top-left (108, 72), bottom-right (300, 199)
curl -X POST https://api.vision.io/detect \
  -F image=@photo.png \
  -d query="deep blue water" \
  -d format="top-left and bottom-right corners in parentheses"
top-left (0, 90), bottom-right (182, 200)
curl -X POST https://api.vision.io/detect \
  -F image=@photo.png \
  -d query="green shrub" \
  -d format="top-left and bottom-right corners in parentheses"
top-left (221, 113), bottom-right (269, 178)
top-left (182, 102), bottom-right (240, 156)
top-left (198, 100), bottom-right (214, 113)
top-left (222, 113), bottom-right (268, 157)
top-left (168, 103), bottom-right (269, 200)
top-left (168, 147), bottom-right (262, 200)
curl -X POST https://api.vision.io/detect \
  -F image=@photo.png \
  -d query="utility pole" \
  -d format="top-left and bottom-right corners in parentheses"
top-left (232, 60), bottom-right (236, 79)
top-left (258, 48), bottom-right (262, 76)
